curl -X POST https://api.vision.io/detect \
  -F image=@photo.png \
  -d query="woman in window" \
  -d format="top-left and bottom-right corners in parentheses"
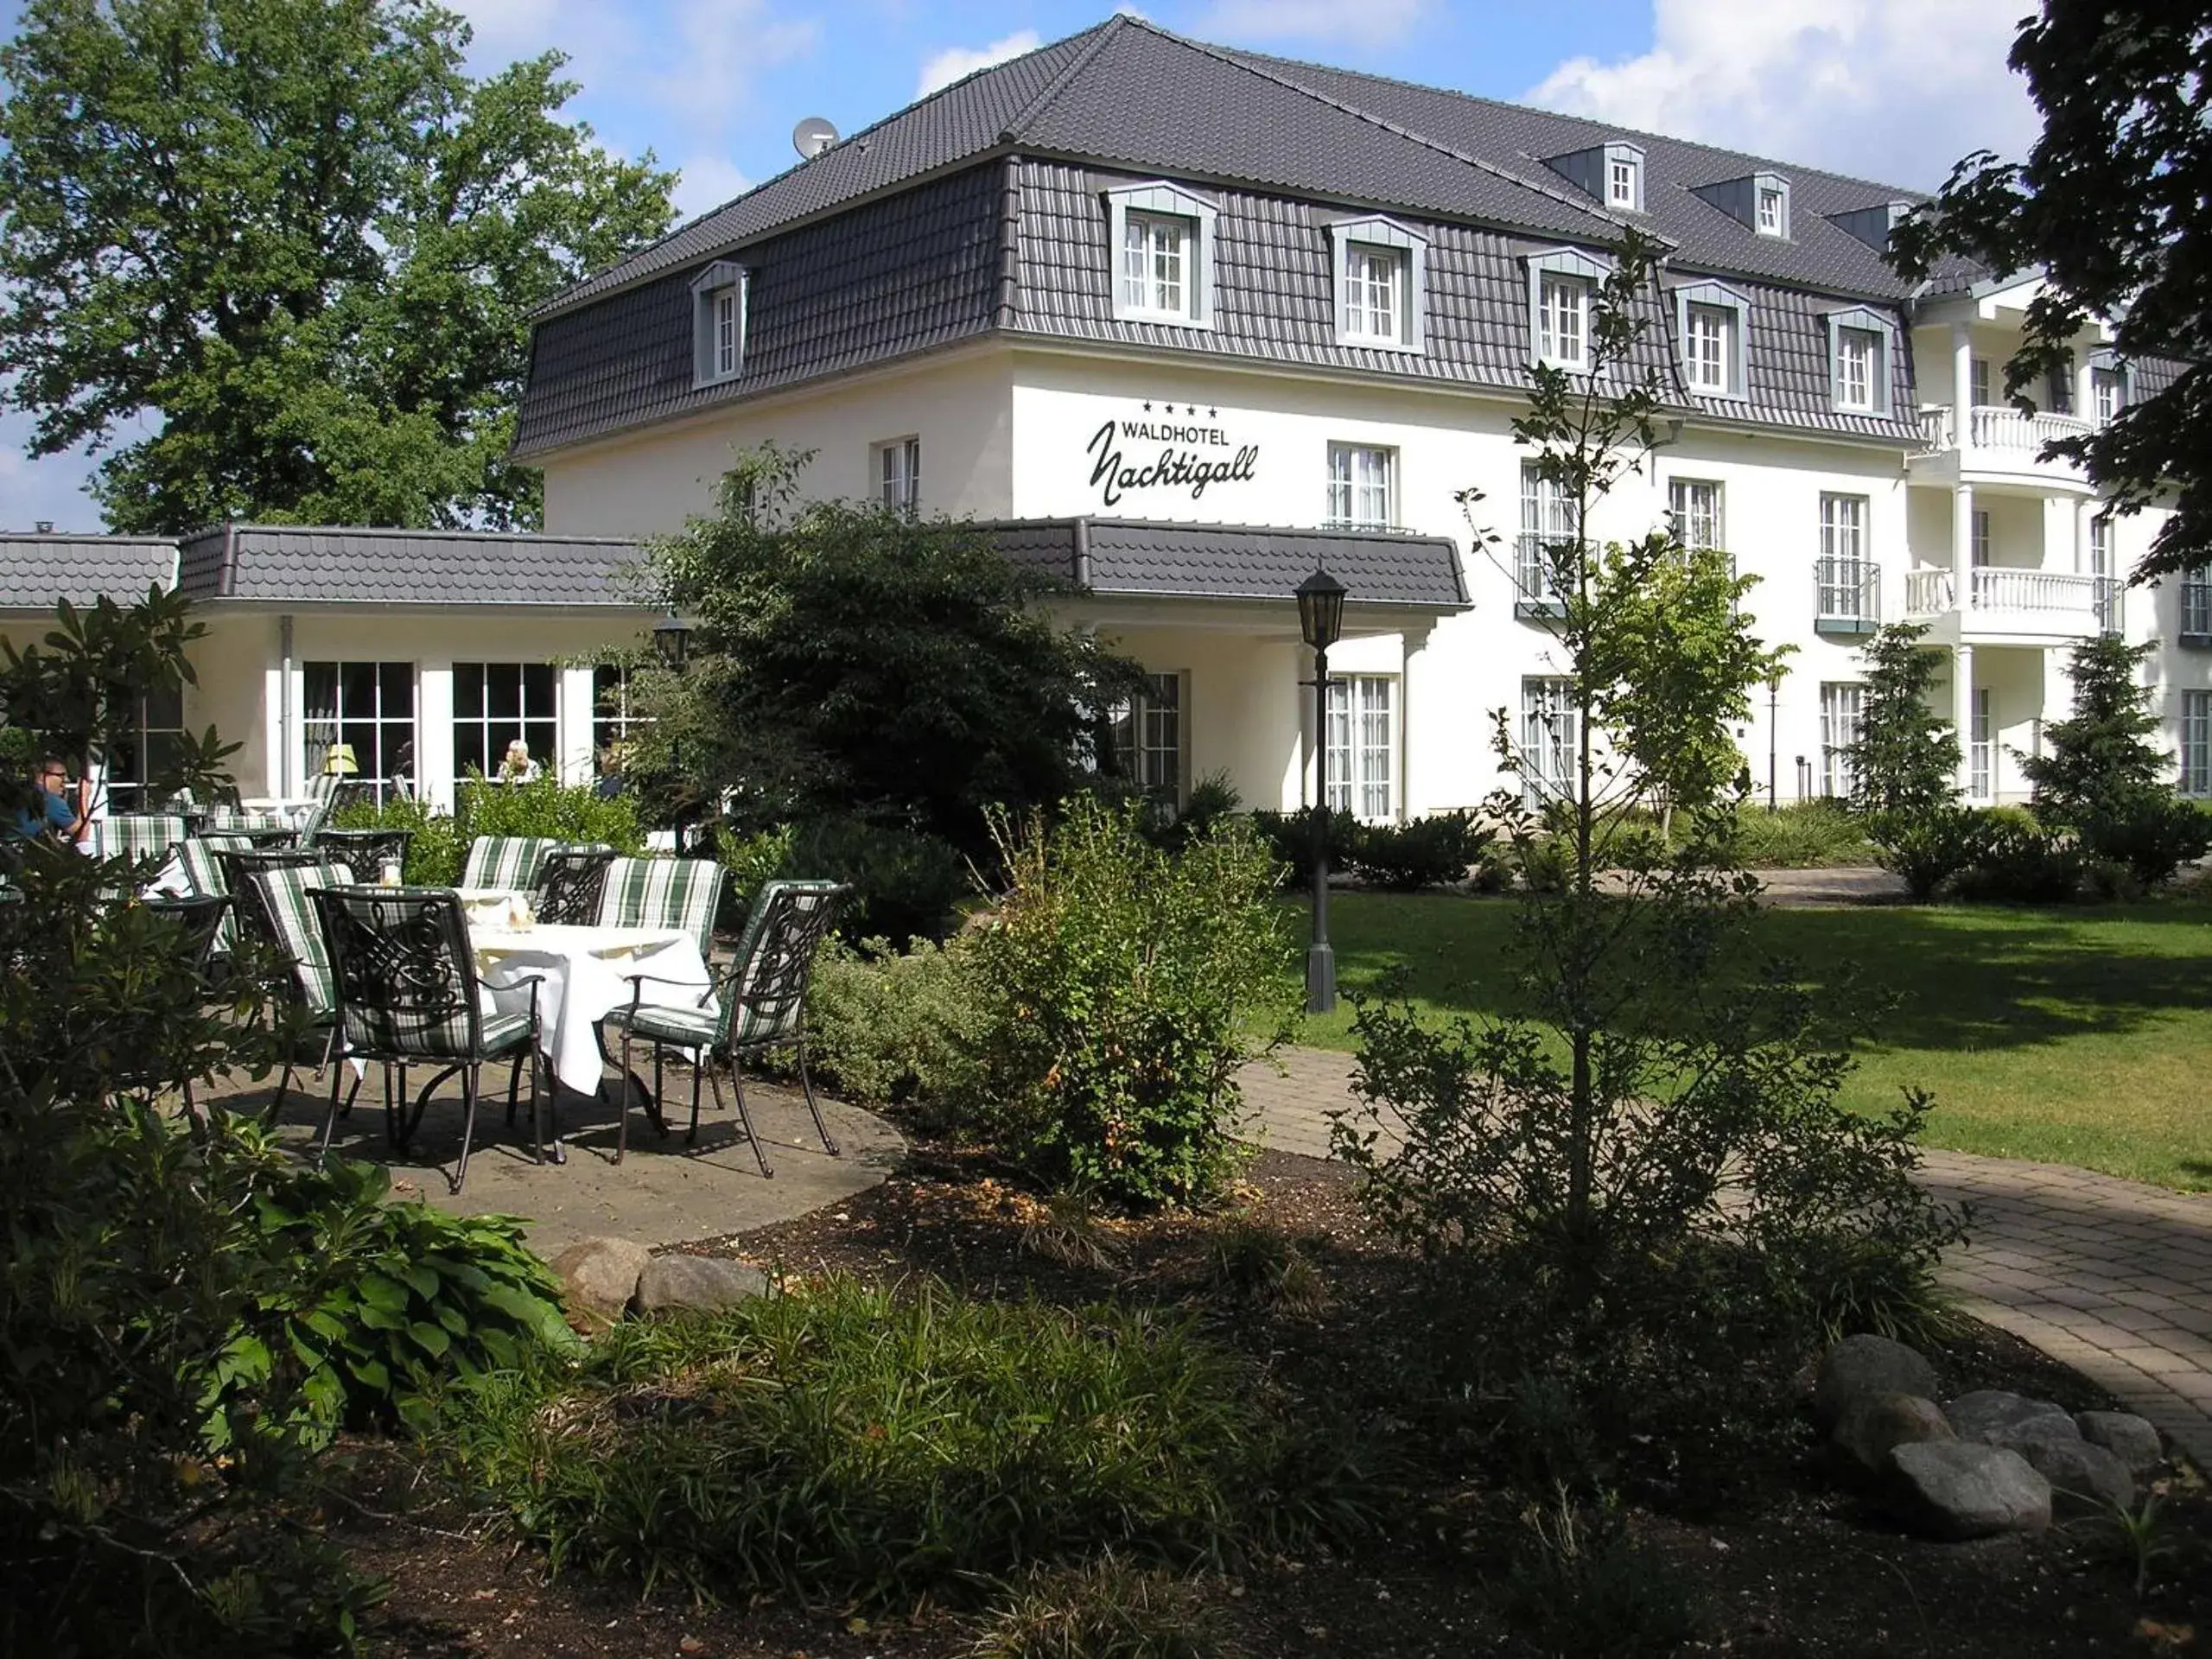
top-left (499, 738), bottom-right (542, 785)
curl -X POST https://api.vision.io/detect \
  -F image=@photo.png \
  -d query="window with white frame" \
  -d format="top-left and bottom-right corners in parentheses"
top-left (1819, 682), bottom-right (1863, 799)
top-left (1521, 677), bottom-right (1579, 804)
top-left (1330, 216), bottom-right (1426, 351)
top-left (592, 664), bottom-right (652, 769)
top-left (1607, 152), bottom-right (1641, 209)
top-left (1685, 303), bottom-right (1734, 393)
top-left (874, 436), bottom-right (920, 513)
top-left (1970, 356), bottom-right (1992, 407)
top-left (1325, 675), bottom-right (1395, 821)
top-left (1325, 442), bottom-right (1395, 530)
top-left (1109, 672), bottom-right (1183, 804)
top-left (1756, 183), bottom-right (1787, 237)
top-left (1835, 327), bottom-right (1878, 410)
top-left (690, 260), bottom-right (745, 387)
top-left (1969, 688), bottom-right (1993, 801)
top-left (1518, 461), bottom-right (1580, 606)
top-left (2093, 367), bottom-right (2126, 426)
top-left (2183, 690), bottom-right (2212, 797)
top-left (303, 661), bottom-right (416, 803)
top-left (1818, 493), bottom-right (1873, 622)
top-left (2092, 514), bottom-right (2124, 636)
top-left (452, 662), bottom-right (557, 790)
top-left (2182, 564), bottom-right (2212, 644)
top-left (1105, 181), bottom-right (1216, 327)
top-left (105, 683), bottom-right (187, 812)
top-left (1669, 479), bottom-right (1724, 552)
top-left (1972, 509), bottom-right (1992, 568)
top-left (1538, 274), bottom-right (1589, 369)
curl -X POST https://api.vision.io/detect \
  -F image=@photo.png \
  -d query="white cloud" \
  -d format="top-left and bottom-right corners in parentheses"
top-left (1526, 0), bottom-right (2037, 190)
top-left (916, 29), bottom-right (1042, 99)
top-left (1198, 0), bottom-right (1423, 48)
top-left (671, 154), bottom-right (753, 221)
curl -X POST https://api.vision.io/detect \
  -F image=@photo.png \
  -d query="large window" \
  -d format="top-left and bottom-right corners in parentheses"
top-left (303, 661), bottom-right (416, 803)
top-left (1820, 682), bottom-right (1863, 799)
top-left (1521, 677), bottom-right (1578, 806)
top-left (1970, 687), bottom-right (1993, 801)
top-left (1325, 675), bottom-right (1395, 822)
top-left (2093, 515), bottom-right (2124, 636)
top-left (2183, 690), bottom-right (2212, 798)
top-left (1669, 479), bottom-right (1723, 552)
top-left (875, 436), bottom-right (920, 513)
top-left (1684, 304), bottom-right (1734, 393)
top-left (453, 662), bottom-right (556, 789)
top-left (1817, 493), bottom-right (1874, 624)
top-left (1325, 442), bottom-right (1395, 529)
top-left (105, 683), bottom-right (187, 812)
top-left (592, 664), bottom-right (652, 767)
top-left (1538, 274), bottom-right (1589, 369)
top-left (1341, 244), bottom-right (1406, 344)
top-left (1109, 672), bottom-right (1183, 804)
top-left (1518, 462), bottom-right (1580, 608)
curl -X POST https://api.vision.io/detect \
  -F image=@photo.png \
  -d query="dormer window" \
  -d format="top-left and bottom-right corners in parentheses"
top-left (1824, 305), bottom-right (1897, 415)
top-left (1330, 215), bottom-right (1427, 353)
top-left (2093, 365), bottom-right (2127, 425)
top-left (1607, 153), bottom-right (1640, 209)
top-left (690, 259), bottom-right (746, 388)
top-left (1757, 186), bottom-right (1786, 236)
top-left (1103, 181), bottom-right (1217, 327)
top-left (1541, 141), bottom-right (1643, 213)
top-left (1693, 169), bottom-right (1790, 238)
top-left (1674, 279), bottom-right (1750, 399)
top-left (1524, 248), bottom-right (1610, 372)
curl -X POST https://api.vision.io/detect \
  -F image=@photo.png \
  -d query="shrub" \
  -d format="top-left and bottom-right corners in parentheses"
top-left (1345, 810), bottom-right (1492, 890)
top-left (806, 933), bottom-right (982, 1106)
top-left (1727, 800), bottom-right (1873, 868)
top-left (772, 817), bottom-right (972, 944)
top-left (1249, 804), bottom-right (1362, 873)
top-left (967, 1556), bottom-right (1224, 1659)
top-left (329, 791), bottom-right (467, 885)
top-left (714, 821), bottom-right (798, 910)
top-left (1140, 770), bottom-right (1243, 854)
top-left (438, 1277), bottom-right (1365, 1607)
top-left (456, 772), bottom-right (646, 854)
top-left (1949, 811), bottom-right (2088, 905)
top-left (233, 1158), bottom-right (579, 1440)
top-left (2076, 786), bottom-right (2212, 887)
top-left (1866, 804), bottom-right (1983, 901)
top-left (1500, 1489), bottom-right (1704, 1657)
top-left (962, 801), bottom-right (1300, 1207)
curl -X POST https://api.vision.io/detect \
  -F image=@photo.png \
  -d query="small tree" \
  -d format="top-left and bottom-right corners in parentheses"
top-left (1844, 623), bottom-right (1961, 817)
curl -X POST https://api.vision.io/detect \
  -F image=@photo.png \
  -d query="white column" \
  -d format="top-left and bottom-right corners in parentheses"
top-left (557, 664), bottom-right (597, 787)
top-left (1954, 642), bottom-right (1975, 797)
top-left (417, 663), bottom-right (454, 812)
top-left (2076, 348), bottom-right (2095, 424)
top-left (1952, 482), bottom-right (1974, 595)
top-left (2071, 497), bottom-right (2089, 575)
top-left (1951, 321), bottom-right (1973, 432)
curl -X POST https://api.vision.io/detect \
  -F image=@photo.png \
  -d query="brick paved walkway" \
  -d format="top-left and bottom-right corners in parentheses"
top-left (1239, 1046), bottom-right (2212, 1466)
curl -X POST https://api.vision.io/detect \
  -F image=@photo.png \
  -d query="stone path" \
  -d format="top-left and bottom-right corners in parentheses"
top-left (1238, 1046), bottom-right (2212, 1466)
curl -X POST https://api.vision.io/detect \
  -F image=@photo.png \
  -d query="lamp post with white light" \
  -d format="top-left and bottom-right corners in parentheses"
top-left (1295, 567), bottom-right (1347, 1014)
top-left (652, 613), bottom-right (696, 846)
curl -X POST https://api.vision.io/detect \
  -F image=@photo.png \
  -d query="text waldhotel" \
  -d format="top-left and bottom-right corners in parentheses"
top-left (1086, 411), bottom-right (1260, 508)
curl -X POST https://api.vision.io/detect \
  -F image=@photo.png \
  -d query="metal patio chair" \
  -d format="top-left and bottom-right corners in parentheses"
top-left (460, 835), bottom-right (564, 893)
top-left (599, 880), bottom-right (846, 1176)
top-left (218, 846), bottom-right (334, 958)
top-left (247, 861), bottom-right (361, 1121)
top-left (593, 854), bottom-right (726, 963)
top-left (532, 844), bottom-right (618, 925)
top-left (309, 886), bottom-right (550, 1194)
top-left (313, 827), bottom-right (413, 883)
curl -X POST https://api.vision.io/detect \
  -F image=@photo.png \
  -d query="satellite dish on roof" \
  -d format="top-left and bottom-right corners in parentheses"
top-left (792, 116), bottom-right (839, 160)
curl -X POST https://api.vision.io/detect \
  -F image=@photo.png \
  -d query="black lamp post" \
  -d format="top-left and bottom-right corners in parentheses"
top-left (652, 613), bottom-right (696, 846)
top-left (1295, 566), bottom-right (1347, 1014)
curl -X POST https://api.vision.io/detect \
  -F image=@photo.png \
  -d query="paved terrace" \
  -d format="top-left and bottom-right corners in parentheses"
top-left (1240, 1046), bottom-right (2212, 1467)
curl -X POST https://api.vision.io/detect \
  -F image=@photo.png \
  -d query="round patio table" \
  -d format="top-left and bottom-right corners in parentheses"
top-left (467, 921), bottom-right (713, 1096)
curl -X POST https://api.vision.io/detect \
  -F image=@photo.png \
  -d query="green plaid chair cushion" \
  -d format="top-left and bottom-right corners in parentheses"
top-left (247, 861), bottom-right (354, 1016)
top-left (207, 804), bottom-right (287, 831)
top-left (601, 1001), bottom-right (719, 1048)
top-left (96, 814), bottom-right (188, 867)
top-left (173, 838), bottom-right (237, 953)
top-left (461, 836), bottom-right (564, 892)
top-left (607, 880), bottom-right (844, 1057)
top-left (594, 855), bottom-right (726, 961)
top-left (310, 887), bottom-right (529, 1062)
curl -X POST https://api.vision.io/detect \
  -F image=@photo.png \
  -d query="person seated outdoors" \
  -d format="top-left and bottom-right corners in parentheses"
top-left (12, 754), bottom-right (91, 848)
top-left (498, 738), bottom-right (541, 785)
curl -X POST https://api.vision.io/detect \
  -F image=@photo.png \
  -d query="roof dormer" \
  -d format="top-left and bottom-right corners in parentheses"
top-left (1543, 141), bottom-right (1645, 214)
top-left (1693, 170), bottom-right (1791, 239)
top-left (1828, 200), bottom-right (1914, 254)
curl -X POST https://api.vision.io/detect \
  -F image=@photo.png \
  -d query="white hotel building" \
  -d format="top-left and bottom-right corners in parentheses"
top-left (7, 16), bottom-right (2205, 820)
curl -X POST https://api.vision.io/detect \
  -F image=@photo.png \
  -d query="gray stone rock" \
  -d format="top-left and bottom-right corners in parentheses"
top-left (1887, 1441), bottom-right (2053, 1541)
top-left (2076, 1411), bottom-right (2164, 1476)
top-left (1834, 1391), bottom-right (1954, 1477)
top-left (1815, 1335), bottom-right (1938, 1432)
top-left (549, 1236), bottom-right (651, 1322)
top-left (2015, 1436), bottom-right (2134, 1514)
top-left (632, 1254), bottom-right (770, 1314)
top-left (1946, 1389), bottom-right (2077, 1446)
top-left (1989, 1414), bottom-right (2088, 1459)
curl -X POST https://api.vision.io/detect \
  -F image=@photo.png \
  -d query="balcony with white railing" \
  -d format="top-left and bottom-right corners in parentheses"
top-left (1904, 564), bottom-right (2111, 643)
top-left (1911, 403), bottom-right (2094, 490)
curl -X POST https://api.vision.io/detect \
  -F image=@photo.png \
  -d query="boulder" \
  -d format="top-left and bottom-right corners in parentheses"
top-left (1834, 1391), bottom-right (1954, 1478)
top-left (1887, 1441), bottom-right (2052, 1541)
top-left (1946, 1389), bottom-right (2076, 1447)
top-left (549, 1236), bottom-right (651, 1322)
top-left (632, 1255), bottom-right (770, 1314)
top-left (2076, 1411), bottom-right (2164, 1477)
top-left (1815, 1335), bottom-right (1938, 1432)
top-left (2015, 1436), bottom-right (2134, 1514)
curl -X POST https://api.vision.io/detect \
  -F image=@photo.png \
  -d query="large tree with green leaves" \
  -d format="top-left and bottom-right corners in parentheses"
top-left (1888, 3), bottom-right (2212, 581)
top-left (0, 0), bottom-right (676, 532)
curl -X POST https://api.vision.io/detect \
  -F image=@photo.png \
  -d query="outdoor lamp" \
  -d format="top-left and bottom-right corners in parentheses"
top-left (652, 612), bottom-right (694, 672)
top-left (1294, 565), bottom-right (1348, 1014)
top-left (1296, 567), bottom-right (1347, 654)
top-left (323, 741), bottom-right (359, 777)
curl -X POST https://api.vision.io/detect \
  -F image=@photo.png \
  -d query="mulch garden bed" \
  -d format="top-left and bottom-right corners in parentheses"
top-left (343, 1138), bottom-right (2212, 1657)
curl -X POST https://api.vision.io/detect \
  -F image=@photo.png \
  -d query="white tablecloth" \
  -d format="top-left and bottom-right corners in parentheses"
top-left (470, 923), bottom-right (713, 1094)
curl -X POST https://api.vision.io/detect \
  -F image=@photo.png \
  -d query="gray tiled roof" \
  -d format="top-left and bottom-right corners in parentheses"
top-left (173, 524), bottom-right (649, 607)
top-left (988, 518), bottom-right (1468, 608)
top-left (516, 163), bottom-right (1005, 459)
top-left (0, 533), bottom-right (175, 608)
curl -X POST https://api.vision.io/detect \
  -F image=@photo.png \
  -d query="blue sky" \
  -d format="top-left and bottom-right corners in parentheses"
top-left (0, 0), bottom-right (2037, 531)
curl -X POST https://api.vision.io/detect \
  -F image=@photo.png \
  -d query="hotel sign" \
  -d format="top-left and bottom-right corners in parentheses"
top-left (1084, 402), bottom-right (1260, 510)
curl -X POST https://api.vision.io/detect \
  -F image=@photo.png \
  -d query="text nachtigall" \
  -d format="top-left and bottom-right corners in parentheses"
top-left (1086, 418), bottom-right (1259, 507)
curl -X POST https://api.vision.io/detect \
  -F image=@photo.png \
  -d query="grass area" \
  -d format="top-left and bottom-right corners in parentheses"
top-left (1293, 890), bottom-right (2212, 1192)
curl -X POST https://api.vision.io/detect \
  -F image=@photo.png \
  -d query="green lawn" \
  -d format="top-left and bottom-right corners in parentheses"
top-left (1292, 891), bottom-right (2212, 1192)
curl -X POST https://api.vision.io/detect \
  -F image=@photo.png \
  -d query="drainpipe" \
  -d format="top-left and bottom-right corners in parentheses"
top-left (1071, 517), bottom-right (1092, 591)
top-left (278, 613), bottom-right (295, 797)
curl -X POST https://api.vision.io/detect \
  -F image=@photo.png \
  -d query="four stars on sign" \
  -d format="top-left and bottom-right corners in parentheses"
top-left (1139, 402), bottom-right (1220, 416)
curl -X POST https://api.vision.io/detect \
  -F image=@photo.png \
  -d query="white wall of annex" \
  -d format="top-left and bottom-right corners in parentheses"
top-left (540, 352), bottom-right (1017, 537)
